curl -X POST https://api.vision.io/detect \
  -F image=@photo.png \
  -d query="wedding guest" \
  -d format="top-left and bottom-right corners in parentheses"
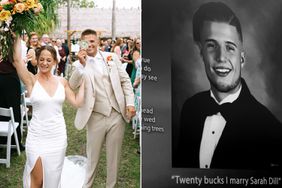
top-left (105, 38), bottom-right (112, 52)
top-left (61, 38), bottom-right (69, 58)
top-left (132, 50), bottom-right (141, 95)
top-left (27, 32), bottom-right (41, 50)
top-left (120, 38), bottom-right (128, 56)
top-left (111, 38), bottom-right (123, 59)
top-left (122, 38), bottom-right (133, 56)
top-left (12, 36), bottom-right (85, 188)
top-left (0, 53), bottom-right (24, 151)
top-left (26, 32), bottom-right (41, 75)
top-left (51, 38), bottom-right (57, 47)
top-left (121, 39), bottom-right (133, 74)
top-left (126, 38), bottom-right (141, 82)
top-left (56, 39), bottom-right (67, 76)
top-left (132, 50), bottom-right (142, 133)
top-left (40, 34), bottom-right (50, 46)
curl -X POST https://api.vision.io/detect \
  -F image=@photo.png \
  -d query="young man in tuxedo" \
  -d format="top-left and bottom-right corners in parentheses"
top-left (173, 2), bottom-right (282, 170)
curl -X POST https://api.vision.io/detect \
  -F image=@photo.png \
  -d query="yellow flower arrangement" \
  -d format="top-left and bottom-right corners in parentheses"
top-left (24, 0), bottom-right (35, 9)
top-left (0, 0), bottom-right (58, 59)
top-left (13, 2), bottom-right (25, 14)
top-left (0, 9), bottom-right (11, 21)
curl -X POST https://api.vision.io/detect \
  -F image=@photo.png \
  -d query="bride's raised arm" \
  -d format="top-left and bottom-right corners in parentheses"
top-left (12, 35), bottom-right (36, 95)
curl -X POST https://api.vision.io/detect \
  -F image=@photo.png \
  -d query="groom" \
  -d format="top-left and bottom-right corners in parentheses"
top-left (69, 29), bottom-right (135, 188)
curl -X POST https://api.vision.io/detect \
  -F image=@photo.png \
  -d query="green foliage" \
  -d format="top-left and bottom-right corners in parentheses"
top-left (58, 0), bottom-right (96, 8)
top-left (12, 6), bottom-right (57, 36)
top-left (3, 4), bottom-right (14, 10)
top-left (29, 0), bottom-right (58, 35)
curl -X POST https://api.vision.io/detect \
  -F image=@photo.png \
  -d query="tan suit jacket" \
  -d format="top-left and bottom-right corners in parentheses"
top-left (69, 51), bottom-right (134, 130)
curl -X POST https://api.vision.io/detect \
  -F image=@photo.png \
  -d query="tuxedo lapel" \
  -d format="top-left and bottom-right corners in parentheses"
top-left (103, 54), bottom-right (118, 92)
top-left (209, 80), bottom-right (254, 168)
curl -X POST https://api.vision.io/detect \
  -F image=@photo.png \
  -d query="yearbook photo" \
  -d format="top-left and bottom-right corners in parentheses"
top-left (172, 0), bottom-right (282, 171)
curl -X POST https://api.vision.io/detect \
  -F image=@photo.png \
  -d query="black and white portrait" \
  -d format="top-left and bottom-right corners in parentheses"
top-left (171, 0), bottom-right (282, 169)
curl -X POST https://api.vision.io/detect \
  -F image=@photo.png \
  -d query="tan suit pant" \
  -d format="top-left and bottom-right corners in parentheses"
top-left (83, 109), bottom-right (125, 188)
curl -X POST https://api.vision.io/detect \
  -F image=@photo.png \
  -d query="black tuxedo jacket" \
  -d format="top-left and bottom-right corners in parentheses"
top-left (173, 79), bottom-right (282, 170)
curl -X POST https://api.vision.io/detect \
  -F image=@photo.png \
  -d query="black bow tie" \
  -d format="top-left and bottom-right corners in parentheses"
top-left (206, 97), bottom-right (233, 121)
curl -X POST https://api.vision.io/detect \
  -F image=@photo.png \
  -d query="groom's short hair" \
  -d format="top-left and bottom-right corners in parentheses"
top-left (192, 2), bottom-right (243, 43)
top-left (81, 29), bottom-right (97, 38)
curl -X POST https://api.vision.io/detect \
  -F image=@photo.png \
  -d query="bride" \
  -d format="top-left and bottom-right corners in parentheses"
top-left (12, 35), bottom-right (85, 188)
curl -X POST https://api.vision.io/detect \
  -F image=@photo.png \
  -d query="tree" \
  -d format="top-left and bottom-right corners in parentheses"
top-left (112, 0), bottom-right (116, 39)
top-left (58, 0), bottom-right (96, 41)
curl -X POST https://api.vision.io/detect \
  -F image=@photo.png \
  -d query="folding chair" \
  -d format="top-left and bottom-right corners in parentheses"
top-left (20, 91), bottom-right (30, 137)
top-left (0, 107), bottom-right (21, 168)
top-left (132, 96), bottom-right (141, 139)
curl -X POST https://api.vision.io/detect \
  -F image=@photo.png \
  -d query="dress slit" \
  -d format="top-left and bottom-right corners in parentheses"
top-left (24, 156), bottom-right (45, 188)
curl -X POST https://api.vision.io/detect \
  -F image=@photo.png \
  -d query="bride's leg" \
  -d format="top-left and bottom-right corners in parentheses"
top-left (30, 157), bottom-right (43, 188)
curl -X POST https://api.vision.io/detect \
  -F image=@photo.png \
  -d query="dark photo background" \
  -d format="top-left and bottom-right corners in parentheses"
top-left (172, 0), bottom-right (282, 151)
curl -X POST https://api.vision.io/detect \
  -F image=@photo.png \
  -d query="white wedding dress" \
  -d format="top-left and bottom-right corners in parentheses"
top-left (23, 79), bottom-right (67, 188)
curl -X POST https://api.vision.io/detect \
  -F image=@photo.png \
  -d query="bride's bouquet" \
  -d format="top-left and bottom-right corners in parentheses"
top-left (0, 0), bottom-right (58, 60)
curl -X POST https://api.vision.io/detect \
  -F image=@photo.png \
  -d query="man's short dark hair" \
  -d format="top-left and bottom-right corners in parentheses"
top-left (81, 29), bottom-right (97, 38)
top-left (193, 2), bottom-right (243, 43)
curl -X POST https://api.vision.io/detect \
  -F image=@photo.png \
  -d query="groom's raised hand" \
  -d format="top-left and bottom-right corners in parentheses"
top-left (77, 49), bottom-right (87, 67)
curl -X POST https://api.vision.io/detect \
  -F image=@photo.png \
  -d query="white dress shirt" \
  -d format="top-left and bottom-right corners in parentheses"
top-left (199, 86), bottom-right (242, 168)
top-left (73, 52), bottom-right (134, 107)
top-left (88, 53), bottom-right (107, 74)
top-left (73, 53), bottom-right (106, 75)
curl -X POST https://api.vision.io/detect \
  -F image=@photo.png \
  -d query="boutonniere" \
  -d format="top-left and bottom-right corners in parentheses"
top-left (106, 55), bottom-right (113, 71)
top-left (106, 55), bottom-right (113, 62)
